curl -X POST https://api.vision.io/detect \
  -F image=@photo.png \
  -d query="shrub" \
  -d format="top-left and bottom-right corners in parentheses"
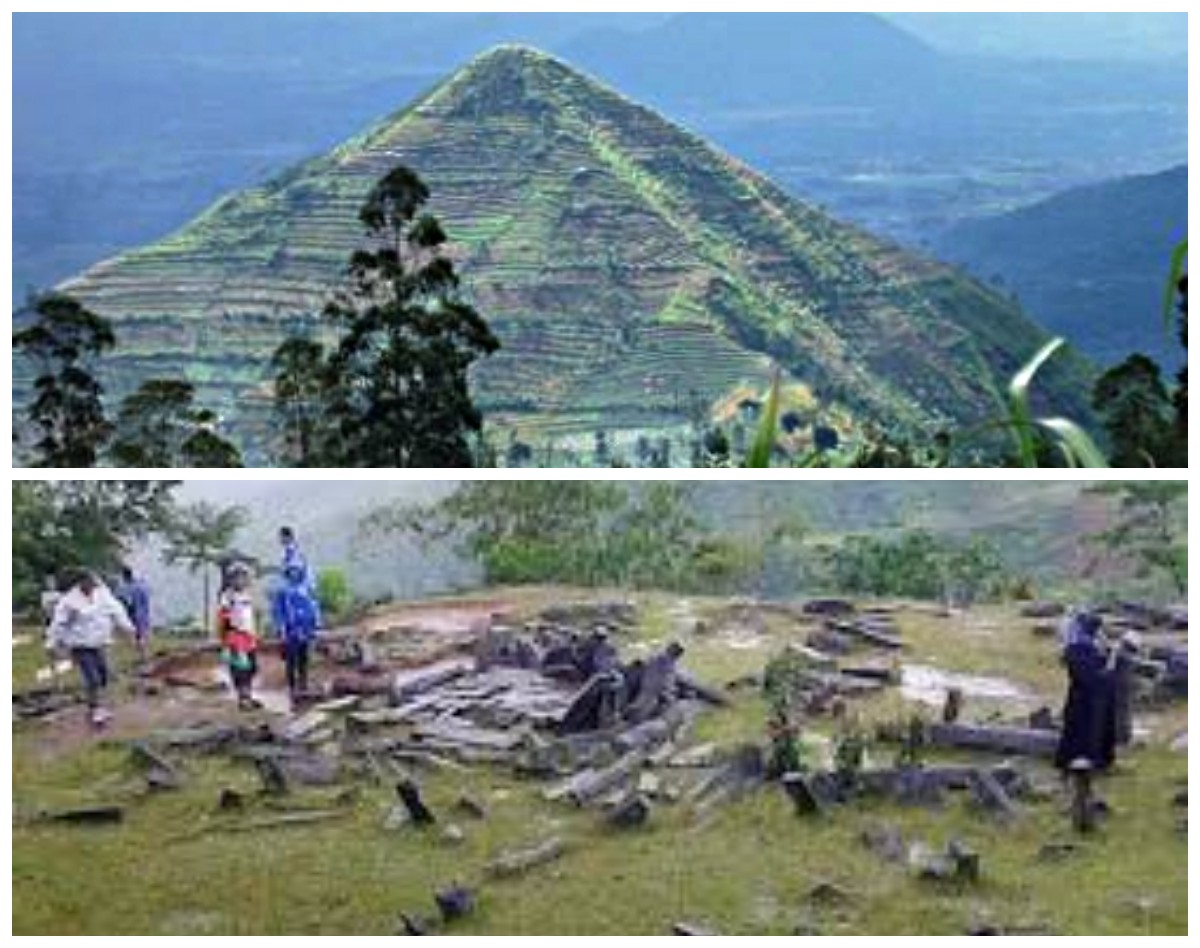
top-left (317, 567), bottom-right (353, 620)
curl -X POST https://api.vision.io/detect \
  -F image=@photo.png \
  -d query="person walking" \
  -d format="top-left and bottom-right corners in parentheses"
top-left (45, 570), bottom-right (134, 729)
top-left (114, 565), bottom-right (152, 666)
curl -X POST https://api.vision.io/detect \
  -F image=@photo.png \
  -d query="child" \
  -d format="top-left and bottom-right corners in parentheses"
top-left (272, 564), bottom-right (321, 708)
top-left (217, 562), bottom-right (261, 711)
top-left (45, 569), bottom-right (134, 728)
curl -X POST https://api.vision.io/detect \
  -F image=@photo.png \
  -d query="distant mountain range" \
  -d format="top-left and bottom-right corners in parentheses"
top-left (935, 165), bottom-right (1187, 368)
top-left (34, 46), bottom-right (1094, 461)
top-left (560, 13), bottom-right (942, 109)
top-left (14, 13), bottom-right (1186, 298)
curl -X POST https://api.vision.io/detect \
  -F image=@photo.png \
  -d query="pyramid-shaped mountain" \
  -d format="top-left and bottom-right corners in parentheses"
top-left (54, 46), bottom-right (1093, 453)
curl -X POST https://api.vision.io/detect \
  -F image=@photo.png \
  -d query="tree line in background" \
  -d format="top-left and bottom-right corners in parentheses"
top-left (363, 480), bottom-right (1187, 605)
top-left (11, 480), bottom-right (1186, 623)
top-left (12, 296), bottom-right (244, 468)
top-left (11, 163), bottom-right (1187, 470)
top-left (12, 480), bottom-right (360, 628)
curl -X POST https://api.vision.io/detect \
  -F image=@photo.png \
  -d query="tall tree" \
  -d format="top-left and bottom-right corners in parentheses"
top-left (110, 379), bottom-right (243, 468)
top-left (1092, 354), bottom-right (1173, 467)
top-left (178, 419), bottom-right (245, 468)
top-left (13, 293), bottom-right (114, 467)
top-left (364, 482), bottom-right (754, 592)
top-left (320, 166), bottom-right (500, 466)
top-left (160, 501), bottom-right (249, 630)
top-left (270, 335), bottom-right (326, 467)
top-left (12, 480), bottom-right (179, 612)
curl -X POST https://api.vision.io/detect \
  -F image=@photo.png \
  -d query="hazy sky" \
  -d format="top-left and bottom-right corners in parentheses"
top-left (886, 13), bottom-right (1186, 61)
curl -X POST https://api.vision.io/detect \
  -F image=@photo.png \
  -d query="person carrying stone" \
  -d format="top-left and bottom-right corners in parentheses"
top-left (44, 569), bottom-right (134, 729)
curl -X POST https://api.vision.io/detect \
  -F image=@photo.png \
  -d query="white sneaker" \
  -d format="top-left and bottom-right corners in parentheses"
top-left (90, 708), bottom-right (113, 728)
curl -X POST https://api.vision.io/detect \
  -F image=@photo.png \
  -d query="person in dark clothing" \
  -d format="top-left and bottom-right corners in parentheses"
top-left (1055, 611), bottom-right (1118, 773)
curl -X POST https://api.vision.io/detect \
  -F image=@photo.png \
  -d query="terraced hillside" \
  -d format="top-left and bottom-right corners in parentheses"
top-left (40, 46), bottom-right (1093, 459)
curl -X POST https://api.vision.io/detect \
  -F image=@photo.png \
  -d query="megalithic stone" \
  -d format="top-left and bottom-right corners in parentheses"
top-left (605, 793), bottom-right (652, 830)
top-left (256, 757), bottom-right (290, 796)
top-left (970, 769), bottom-right (1021, 820)
top-left (397, 779), bottom-right (437, 826)
top-left (45, 805), bottom-right (125, 826)
top-left (672, 922), bottom-right (719, 935)
top-left (434, 885), bottom-right (476, 923)
top-left (548, 751), bottom-right (647, 807)
top-left (782, 772), bottom-right (830, 817)
top-left (926, 723), bottom-right (1059, 759)
top-left (826, 618), bottom-right (904, 651)
top-left (676, 671), bottom-right (729, 707)
top-left (1069, 759), bottom-right (1096, 834)
top-left (485, 837), bottom-right (567, 879)
top-left (942, 688), bottom-right (964, 725)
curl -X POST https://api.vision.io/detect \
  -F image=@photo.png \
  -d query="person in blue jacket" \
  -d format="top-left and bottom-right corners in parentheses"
top-left (114, 565), bottom-right (152, 665)
top-left (280, 526), bottom-right (318, 599)
top-left (272, 564), bottom-right (321, 708)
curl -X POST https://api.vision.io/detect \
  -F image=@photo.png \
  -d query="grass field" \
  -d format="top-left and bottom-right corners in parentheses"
top-left (11, 589), bottom-right (1187, 935)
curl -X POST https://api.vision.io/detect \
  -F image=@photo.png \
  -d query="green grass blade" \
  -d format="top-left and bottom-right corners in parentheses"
top-left (1008, 338), bottom-right (1065, 466)
top-left (746, 370), bottom-right (782, 468)
top-left (1038, 418), bottom-right (1110, 469)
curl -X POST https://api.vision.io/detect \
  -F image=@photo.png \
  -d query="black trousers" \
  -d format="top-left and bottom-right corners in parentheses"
top-left (283, 640), bottom-right (310, 694)
top-left (229, 652), bottom-right (258, 698)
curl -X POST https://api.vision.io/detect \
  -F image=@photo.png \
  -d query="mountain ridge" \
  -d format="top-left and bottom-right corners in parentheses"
top-left (43, 45), bottom-right (1095, 461)
top-left (935, 164), bottom-right (1187, 367)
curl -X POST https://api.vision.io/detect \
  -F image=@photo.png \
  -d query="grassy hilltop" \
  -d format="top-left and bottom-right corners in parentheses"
top-left (12, 588), bottom-right (1186, 935)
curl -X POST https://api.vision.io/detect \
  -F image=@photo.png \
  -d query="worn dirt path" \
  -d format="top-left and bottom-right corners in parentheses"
top-left (20, 597), bottom-right (522, 761)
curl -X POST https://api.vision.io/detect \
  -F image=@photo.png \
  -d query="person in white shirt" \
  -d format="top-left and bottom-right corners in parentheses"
top-left (45, 570), bottom-right (134, 728)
